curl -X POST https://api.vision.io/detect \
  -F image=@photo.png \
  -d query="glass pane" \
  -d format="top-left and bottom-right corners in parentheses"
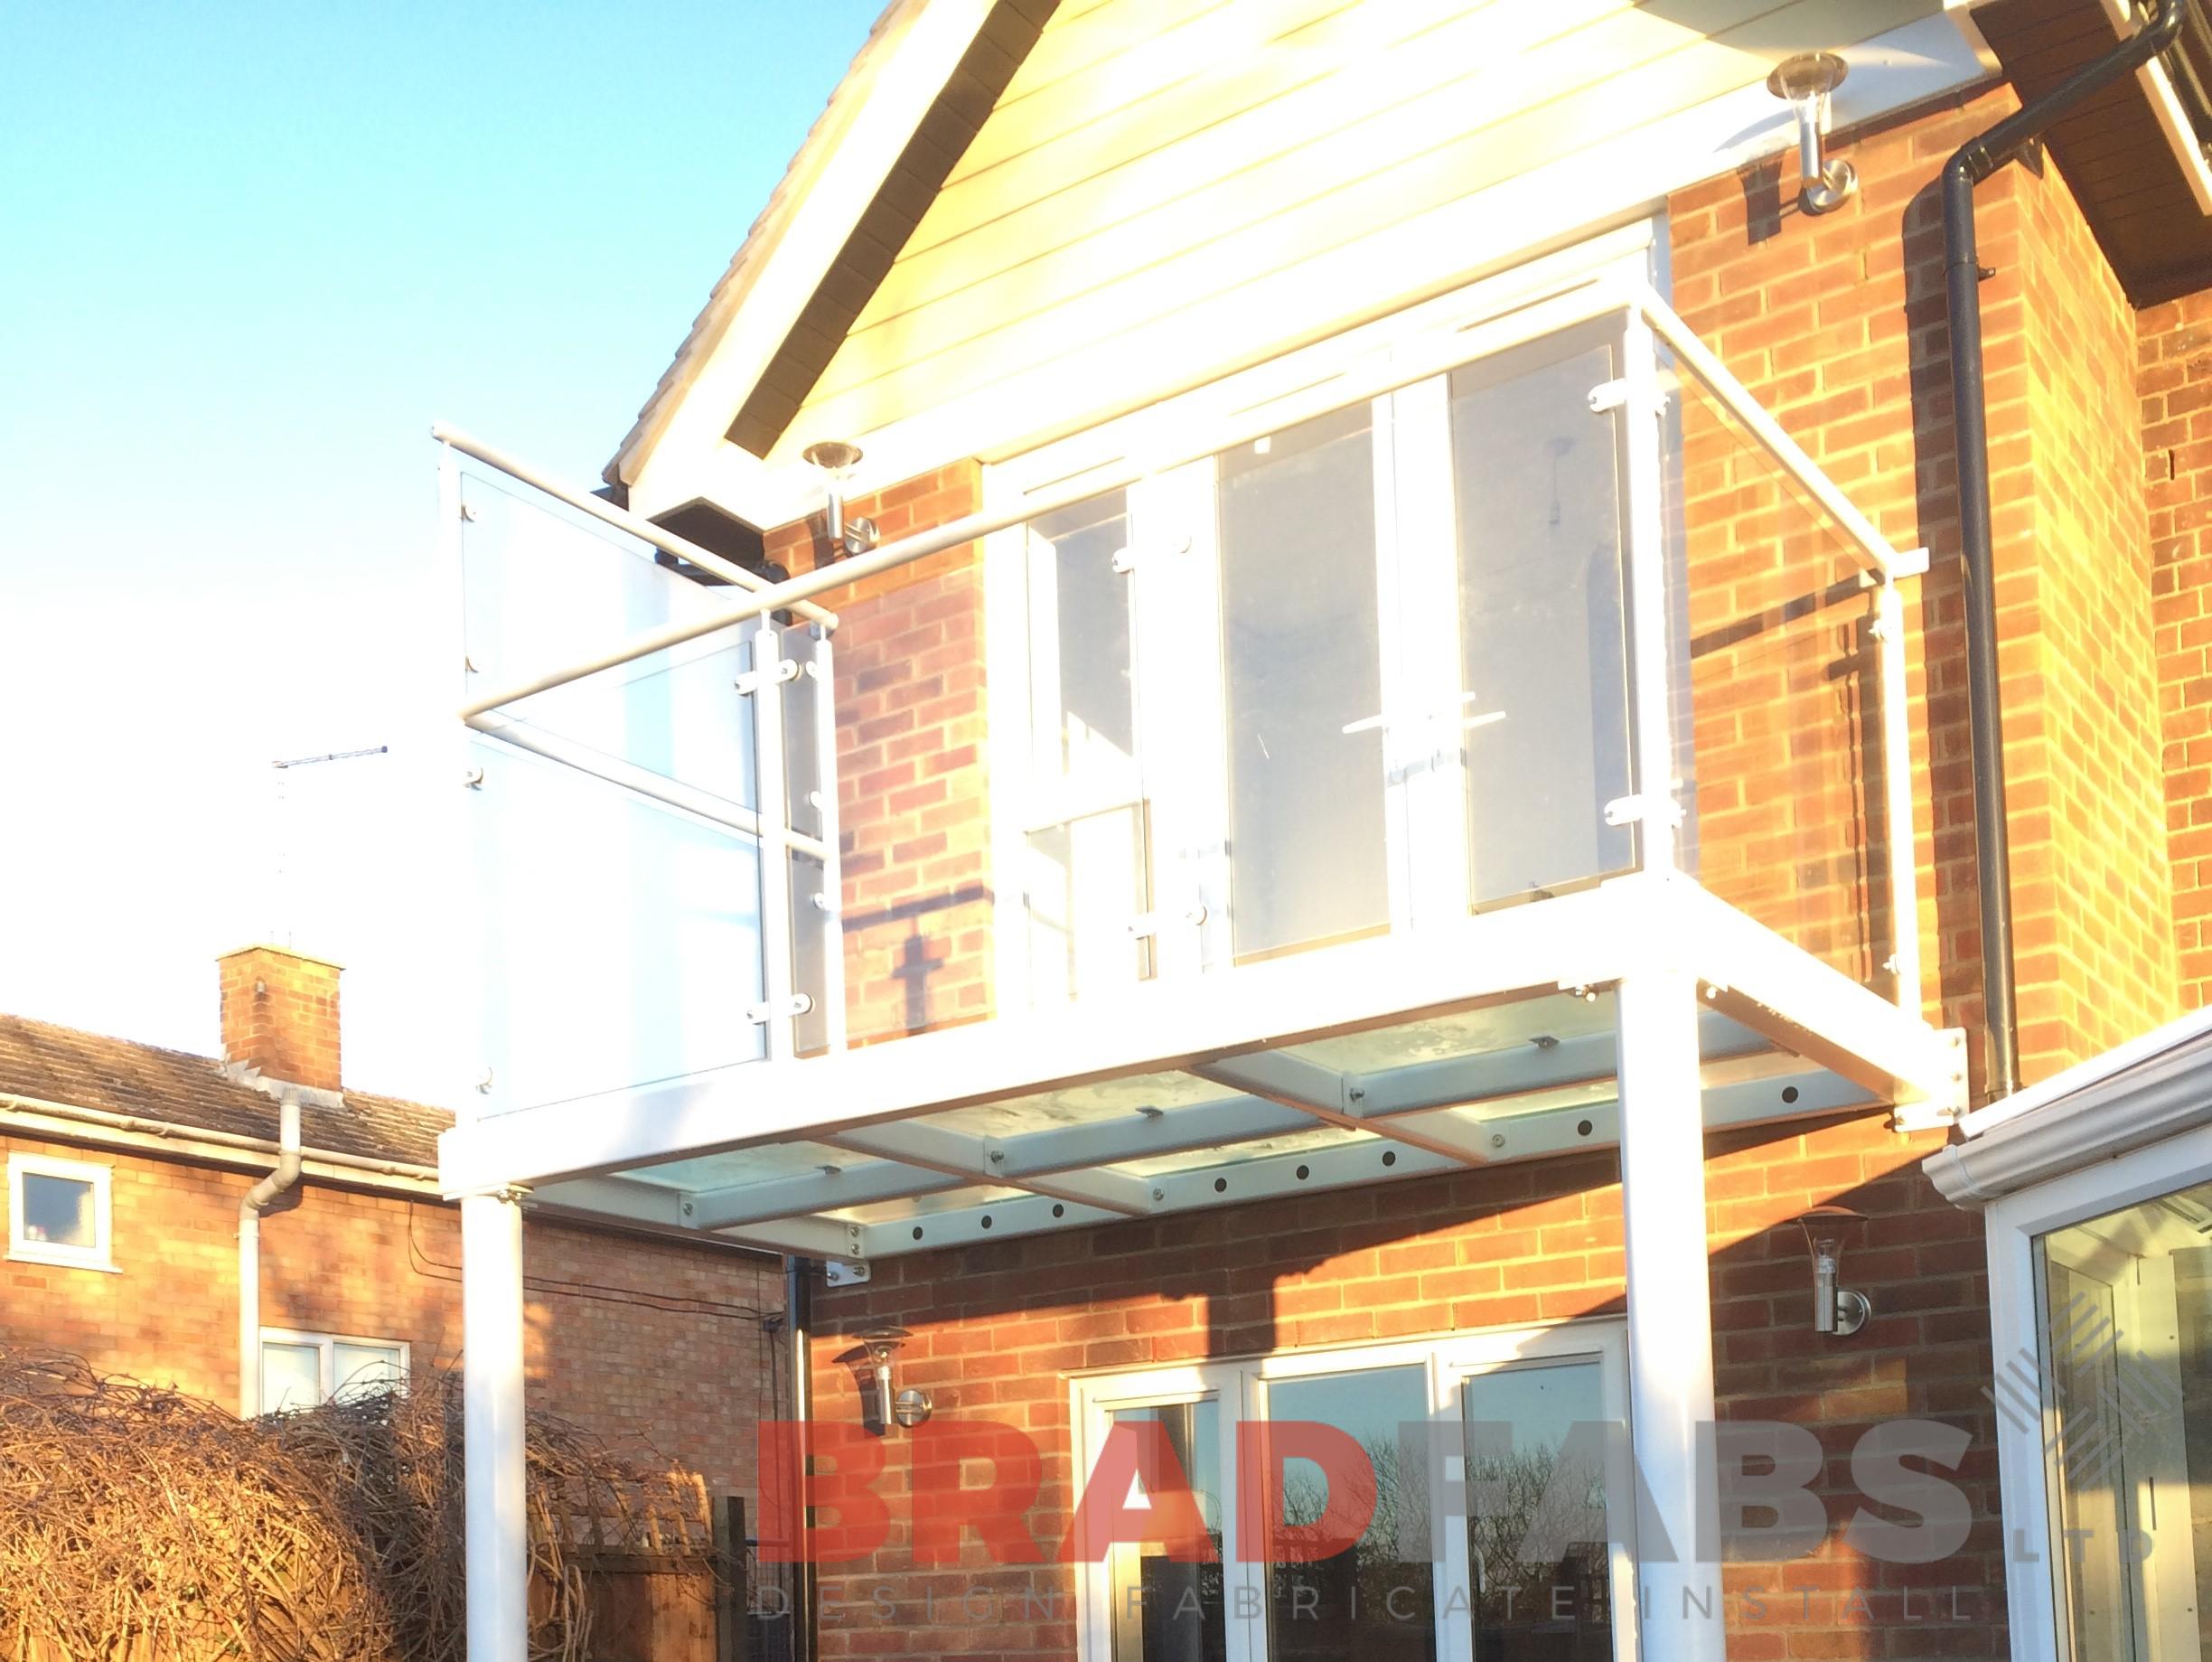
top-left (472, 737), bottom-right (766, 1116)
top-left (1449, 328), bottom-right (1633, 907)
top-left (259, 1342), bottom-right (323, 1414)
top-left (2037, 1180), bottom-right (2212, 1662)
top-left (19, 1172), bottom-right (96, 1249)
top-left (1111, 1401), bottom-right (1224, 1662)
top-left (1266, 1366), bottom-right (1435, 1662)
top-left (1462, 1361), bottom-right (1610, 1662)
top-left (791, 851), bottom-right (832, 1056)
top-left (1023, 806), bottom-right (1152, 1003)
top-left (461, 469), bottom-right (760, 812)
top-left (1217, 403), bottom-right (1387, 959)
top-left (1028, 492), bottom-right (1137, 786)
top-left (332, 1342), bottom-right (404, 1398)
top-left (784, 642), bottom-right (827, 841)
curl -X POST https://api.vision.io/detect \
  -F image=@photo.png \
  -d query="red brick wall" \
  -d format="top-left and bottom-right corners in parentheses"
top-left (0, 1130), bottom-right (781, 1498)
top-left (765, 465), bottom-right (995, 1043)
top-left (218, 945), bottom-right (342, 1091)
top-left (2142, 291), bottom-right (2212, 1008)
top-left (1672, 85), bottom-right (2179, 1091)
top-left (796, 1115), bottom-right (2002, 1662)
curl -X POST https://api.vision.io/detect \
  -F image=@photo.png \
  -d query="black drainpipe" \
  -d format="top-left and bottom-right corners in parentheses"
top-left (784, 1256), bottom-right (818, 1662)
top-left (1943, 0), bottom-right (2184, 1101)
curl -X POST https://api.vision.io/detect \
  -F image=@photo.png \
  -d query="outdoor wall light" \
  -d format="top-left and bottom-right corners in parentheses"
top-left (1794, 1205), bottom-right (1872, 1338)
top-left (801, 439), bottom-right (877, 558)
top-left (835, 1326), bottom-right (932, 1435)
top-left (1767, 52), bottom-right (1858, 215)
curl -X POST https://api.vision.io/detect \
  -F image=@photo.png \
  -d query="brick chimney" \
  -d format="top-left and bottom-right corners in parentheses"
top-left (218, 945), bottom-right (343, 1092)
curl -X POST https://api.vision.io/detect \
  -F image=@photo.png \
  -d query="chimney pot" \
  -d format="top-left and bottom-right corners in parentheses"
top-left (218, 944), bottom-right (343, 1092)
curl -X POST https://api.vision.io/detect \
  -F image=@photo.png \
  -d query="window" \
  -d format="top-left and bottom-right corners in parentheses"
top-left (6, 1152), bottom-right (115, 1272)
top-left (258, 1329), bottom-right (408, 1413)
top-left (989, 230), bottom-right (1665, 1008)
top-left (1072, 1323), bottom-right (1632, 1662)
top-left (2032, 1182), bottom-right (2212, 1662)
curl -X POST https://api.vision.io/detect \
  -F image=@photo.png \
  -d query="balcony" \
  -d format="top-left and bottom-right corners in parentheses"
top-left (434, 270), bottom-right (1964, 1262)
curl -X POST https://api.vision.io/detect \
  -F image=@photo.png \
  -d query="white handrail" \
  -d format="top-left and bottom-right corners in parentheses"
top-left (434, 422), bottom-right (838, 631)
top-left (458, 291), bottom-right (1911, 736)
top-left (458, 465), bottom-right (1111, 720)
top-left (1631, 286), bottom-right (1905, 583)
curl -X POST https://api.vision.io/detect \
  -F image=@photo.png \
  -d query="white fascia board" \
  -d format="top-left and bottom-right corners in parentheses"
top-left (623, 0), bottom-right (1000, 523)
top-left (661, 12), bottom-right (1996, 534)
top-left (438, 880), bottom-right (1634, 1193)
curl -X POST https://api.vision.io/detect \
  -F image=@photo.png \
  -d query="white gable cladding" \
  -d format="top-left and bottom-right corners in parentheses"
top-left (778, 0), bottom-right (1952, 451)
top-left (624, 0), bottom-right (1992, 524)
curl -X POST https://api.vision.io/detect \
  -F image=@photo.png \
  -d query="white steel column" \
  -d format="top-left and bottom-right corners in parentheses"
top-left (1617, 966), bottom-right (1724, 1662)
top-left (463, 1188), bottom-right (529, 1662)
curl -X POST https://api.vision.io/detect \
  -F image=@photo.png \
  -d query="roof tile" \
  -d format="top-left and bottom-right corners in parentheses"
top-left (0, 1012), bottom-right (447, 1169)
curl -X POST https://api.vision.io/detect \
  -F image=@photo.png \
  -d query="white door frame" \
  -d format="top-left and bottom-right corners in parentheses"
top-left (1982, 1121), bottom-right (2212, 1662)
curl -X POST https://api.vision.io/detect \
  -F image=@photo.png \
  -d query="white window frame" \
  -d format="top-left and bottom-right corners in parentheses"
top-left (257, 1326), bottom-right (412, 1412)
top-left (6, 1151), bottom-right (116, 1272)
top-left (1068, 1318), bottom-right (1635, 1662)
top-left (982, 222), bottom-right (1661, 1009)
top-left (1982, 1121), bottom-right (2212, 1662)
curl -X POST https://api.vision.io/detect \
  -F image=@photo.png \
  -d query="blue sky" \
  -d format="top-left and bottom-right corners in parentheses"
top-left (0, 2), bottom-right (884, 1103)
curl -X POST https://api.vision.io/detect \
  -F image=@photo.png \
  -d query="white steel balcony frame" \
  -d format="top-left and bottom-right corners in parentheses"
top-left (440, 272), bottom-right (1958, 1662)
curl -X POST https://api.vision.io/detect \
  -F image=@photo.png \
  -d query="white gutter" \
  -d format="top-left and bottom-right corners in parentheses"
top-left (1923, 1009), bottom-right (2212, 1205)
top-left (238, 1094), bottom-right (303, 1418)
top-left (0, 1091), bottom-right (442, 1190)
top-left (1951, 1001), bottom-right (2212, 1139)
top-left (1, 1091), bottom-right (775, 1260)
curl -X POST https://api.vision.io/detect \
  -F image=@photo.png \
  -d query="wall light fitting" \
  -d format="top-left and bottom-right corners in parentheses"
top-left (1767, 52), bottom-right (1858, 215)
top-left (801, 440), bottom-right (877, 558)
top-left (1793, 1205), bottom-right (1871, 1338)
top-left (835, 1325), bottom-right (932, 1435)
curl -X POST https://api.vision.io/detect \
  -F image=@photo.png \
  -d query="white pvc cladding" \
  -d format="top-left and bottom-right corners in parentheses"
top-left (439, 239), bottom-right (1964, 1264)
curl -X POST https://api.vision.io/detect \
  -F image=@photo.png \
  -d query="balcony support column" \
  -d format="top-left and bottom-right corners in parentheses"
top-left (462, 1186), bottom-right (529, 1662)
top-left (1617, 964), bottom-right (1724, 1662)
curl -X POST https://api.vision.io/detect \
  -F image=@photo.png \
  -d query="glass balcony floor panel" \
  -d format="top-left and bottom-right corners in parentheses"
top-left (1288, 993), bottom-right (1620, 1075)
top-left (1111, 1122), bottom-right (1364, 1179)
top-left (830, 1183), bottom-right (1028, 1225)
top-left (620, 1141), bottom-right (856, 1191)
top-left (919, 1069), bottom-right (1256, 1140)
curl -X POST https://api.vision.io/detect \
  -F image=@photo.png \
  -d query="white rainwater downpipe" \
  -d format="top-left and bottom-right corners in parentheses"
top-left (237, 1094), bottom-right (302, 1418)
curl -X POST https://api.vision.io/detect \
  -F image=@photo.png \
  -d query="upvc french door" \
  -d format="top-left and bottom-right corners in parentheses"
top-left (1070, 1323), bottom-right (1634, 1662)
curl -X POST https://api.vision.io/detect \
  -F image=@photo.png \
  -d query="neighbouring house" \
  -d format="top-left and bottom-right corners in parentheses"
top-left (0, 943), bottom-right (783, 1507)
top-left (427, 5), bottom-right (2212, 1662)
